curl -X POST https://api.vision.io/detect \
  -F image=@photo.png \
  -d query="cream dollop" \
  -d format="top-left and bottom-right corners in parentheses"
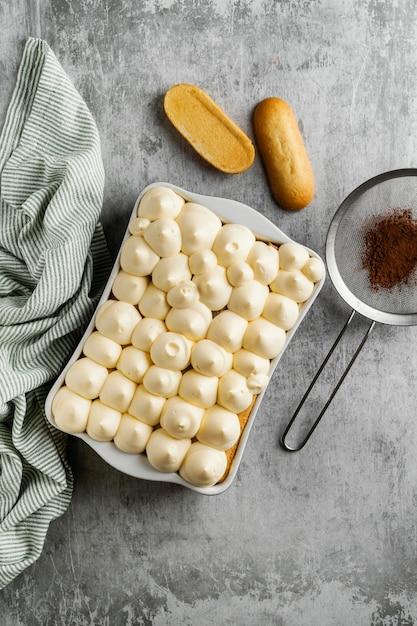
top-left (270, 270), bottom-right (314, 303)
top-left (227, 280), bottom-right (269, 321)
top-left (112, 270), bottom-right (149, 305)
top-left (262, 292), bottom-right (300, 330)
top-left (188, 249), bottom-right (217, 275)
top-left (128, 384), bottom-right (166, 426)
top-left (128, 216), bottom-right (150, 236)
top-left (95, 300), bottom-right (141, 345)
top-left (113, 414), bottom-right (153, 453)
top-left (176, 202), bottom-right (222, 254)
top-left (243, 318), bottom-right (286, 359)
top-left (138, 283), bottom-right (170, 320)
top-left (196, 405), bottom-right (241, 451)
top-left (217, 369), bottom-right (253, 413)
top-left (138, 186), bottom-right (184, 221)
top-left (193, 264), bottom-right (232, 311)
top-left (233, 349), bottom-right (271, 378)
top-left (143, 365), bottom-right (182, 398)
top-left (144, 218), bottom-right (182, 257)
top-left (83, 331), bottom-right (122, 368)
top-left (279, 242), bottom-right (310, 271)
top-left (65, 357), bottom-right (108, 400)
top-left (52, 386), bottom-right (91, 433)
top-left (116, 346), bottom-right (152, 383)
top-left (150, 332), bottom-right (192, 370)
top-left (167, 280), bottom-right (199, 308)
top-left (207, 310), bottom-right (248, 353)
top-left (212, 223), bottom-right (256, 267)
top-left (165, 301), bottom-right (212, 341)
top-left (246, 373), bottom-right (269, 394)
top-left (152, 253), bottom-right (191, 292)
top-left (246, 241), bottom-right (279, 285)
top-left (179, 442), bottom-right (227, 487)
top-left (86, 400), bottom-right (122, 441)
top-left (178, 370), bottom-right (218, 408)
top-left (191, 339), bottom-right (233, 377)
top-left (99, 370), bottom-right (137, 412)
top-left (120, 235), bottom-right (160, 276)
top-left (226, 262), bottom-right (254, 287)
top-left (160, 396), bottom-right (204, 438)
top-left (146, 428), bottom-right (191, 472)
top-left (302, 256), bottom-right (325, 282)
top-left (131, 317), bottom-right (167, 352)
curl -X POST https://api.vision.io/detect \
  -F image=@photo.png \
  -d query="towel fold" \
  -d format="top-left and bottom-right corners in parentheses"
top-left (0, 38), bottom-right (111, 588)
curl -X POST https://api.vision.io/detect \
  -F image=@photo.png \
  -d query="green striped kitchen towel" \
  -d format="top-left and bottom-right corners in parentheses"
top-left (0, 38), bottom-right (111, 588)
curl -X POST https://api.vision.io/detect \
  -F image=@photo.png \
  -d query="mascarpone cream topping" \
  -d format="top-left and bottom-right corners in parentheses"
top-left (150, 331), bottom-right (192, 370)
top-left (95, 300), bottom-right (141, 345)
top-left (120, 235), bottom-right (160, 276)
top-left (192, 264), bottom-right (232, 310)
top-left (144, 217), bottom-right (182, 257)
top-left (233, 349), bottom-right (271, 378)
top-left (65, 357), bottom-right (108, 400)
top-left (176, 202), bottom-right (222, 254)
top-left (87, 400), bottom-right (122, 441)
top-left (228, 280), bottom-right (269, 321)
top-left (152, 253), bottom-right (191, 292)
top-left (138, 186), bottom-right (185, 221)
top-left (196, 405), bottom-right (241, 451)
top-left (167, 280), bottom-right (199, 308)
top-left (246, 373), bottom-right (269, 394)
top-left (188, 249), bottom-right (217, 275)
top-left (243, 318), bottom-right (286, 360)
top-left (165, 301), bottom-right (212, 341)
top-left (128, 384), bottom-right (166, 425)
top-left (116, 345), bottom-right (152, 383)
top-left (179, 370), bottom-right (218, 408)
top-left (52, 386), bottom-right (91, 433)
top-left (112, 270), bottom-right (149, 305)
top-left (138, 283), bottom-right (170, 320)
top-left (207, 310), bottom-right (248, 353)
top-left (217, 369), bottom-right (253, 413)
top-left (279, 241), bottom-right (310, 271)
top-left (262, 292), bottom-right (300, 330)
top-left (83, 331), bottom-right (122, 368)
top-left (128, 216), bottom-right (150, 236)
top-left (160, 396), bottom-right (204, 439)
top-left (212, 223), bottom-right (256, 267)
top-left (191, 339), bottom-right (233, 377)
top-left (143, 365), bottom-right (182, 398)
top-left (99, 370), bottom-right (137, 412)
top-left (131, 317), bottom-right (167, 352)
top-left (302, 256), bottom-right (325, 282)
top-left (246, 241), bottom-right (279, 285)
top-left (113, 414), bottom-right (153, 454)
top-left (179, 442), bottom-right (227, 488)
top-left (146, 428), bottom-right (191, 472)
top-left (270, 270), bottom-right (314, 303)
top-left (226, 261), bottom-right (254, 287)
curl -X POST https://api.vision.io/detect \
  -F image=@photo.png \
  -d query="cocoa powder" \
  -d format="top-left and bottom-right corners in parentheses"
top-left (362, 208), bottom-right (417, 290)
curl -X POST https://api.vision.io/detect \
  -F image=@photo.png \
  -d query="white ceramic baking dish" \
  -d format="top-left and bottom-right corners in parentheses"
top-left (45, 182), bottom-right (325, 495)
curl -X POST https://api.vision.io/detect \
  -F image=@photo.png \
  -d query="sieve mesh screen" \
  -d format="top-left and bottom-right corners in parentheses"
top-left (332, 173), bottom-right (417, 316)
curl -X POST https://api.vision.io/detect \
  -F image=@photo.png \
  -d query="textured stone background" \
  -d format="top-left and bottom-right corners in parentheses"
top-left (2, 1), bottom-right (417, 624)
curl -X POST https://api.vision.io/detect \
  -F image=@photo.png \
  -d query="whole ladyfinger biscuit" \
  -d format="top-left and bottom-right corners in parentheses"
top-left (164, 84), bottom-right (255, 174)
top-left (253, 98), bottom-right (315, 210)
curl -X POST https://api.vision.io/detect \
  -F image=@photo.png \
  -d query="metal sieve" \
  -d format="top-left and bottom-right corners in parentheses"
top-left (281, 168), bottom-right (417, 451)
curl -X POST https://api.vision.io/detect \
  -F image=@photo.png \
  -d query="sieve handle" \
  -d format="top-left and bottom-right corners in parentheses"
top-left (280, 310), bottom-right (376, 452)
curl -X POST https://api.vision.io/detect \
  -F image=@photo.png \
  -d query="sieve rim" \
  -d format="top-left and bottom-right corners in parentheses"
top-left (325, 168), bottom-right (417, 326)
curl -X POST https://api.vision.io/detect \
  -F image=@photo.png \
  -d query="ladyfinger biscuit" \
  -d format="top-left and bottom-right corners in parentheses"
top-left (254, 97), bottom-right (315, 210)
top-left (164, 84), bottom-right (255, 174)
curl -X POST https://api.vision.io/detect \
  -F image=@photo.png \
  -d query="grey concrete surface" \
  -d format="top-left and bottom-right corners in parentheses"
top-left (2, 0), bottom-right (417, 624)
